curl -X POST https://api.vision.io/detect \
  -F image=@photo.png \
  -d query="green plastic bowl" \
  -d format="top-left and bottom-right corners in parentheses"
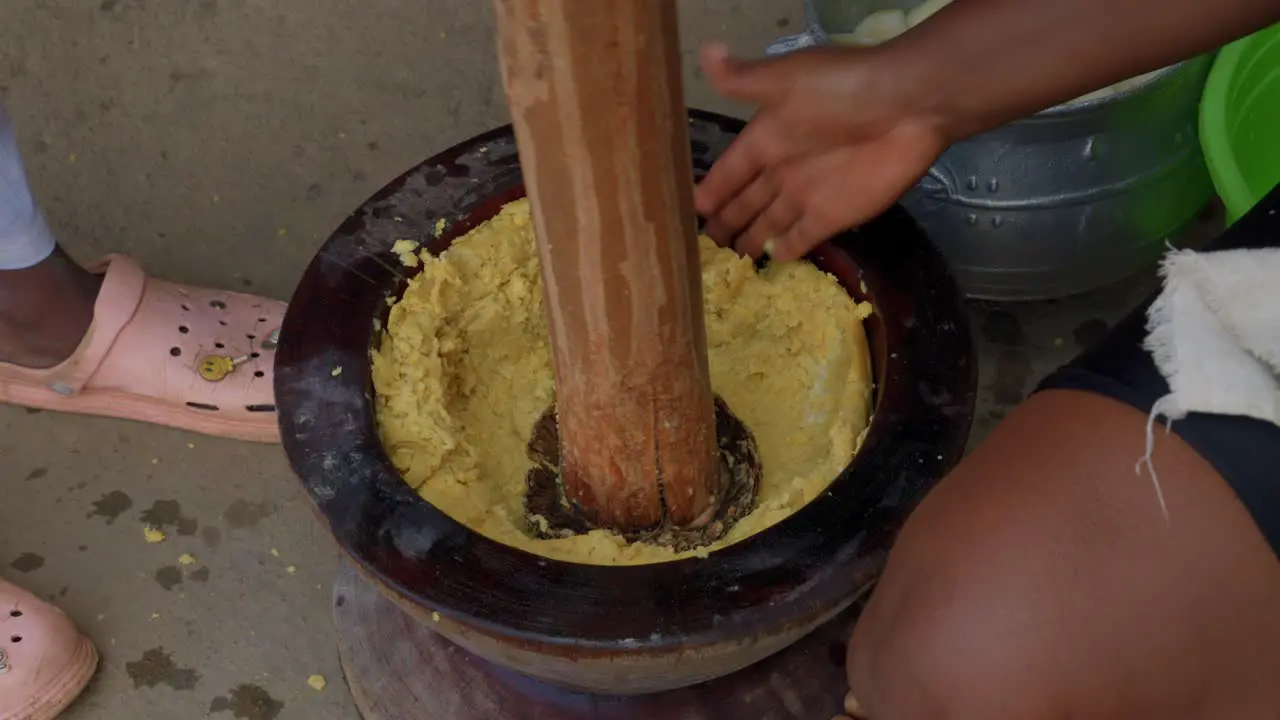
top-left (1201, 22), bottom-right (1280, 225)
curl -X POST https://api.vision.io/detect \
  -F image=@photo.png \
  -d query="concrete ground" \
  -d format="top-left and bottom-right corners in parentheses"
top-left (0, 1), bottom-right (1222, 719)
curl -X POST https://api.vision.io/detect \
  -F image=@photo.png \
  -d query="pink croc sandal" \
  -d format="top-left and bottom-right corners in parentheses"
top-left (0, 255), bottom-right (283, 443)
top-left (0, 578), bottom-right (98, 720)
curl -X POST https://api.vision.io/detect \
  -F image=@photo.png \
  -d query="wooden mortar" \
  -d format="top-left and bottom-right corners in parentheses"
top-left (275, 112), bottom-right (976, 697)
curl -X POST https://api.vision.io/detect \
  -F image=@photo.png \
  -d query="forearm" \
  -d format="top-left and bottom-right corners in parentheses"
top-left (883, 0), bottom-right (1280, 142)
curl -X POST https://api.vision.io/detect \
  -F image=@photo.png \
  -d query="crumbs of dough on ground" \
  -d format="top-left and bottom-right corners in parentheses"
top-left (372, 198), bottom-right (874, 565)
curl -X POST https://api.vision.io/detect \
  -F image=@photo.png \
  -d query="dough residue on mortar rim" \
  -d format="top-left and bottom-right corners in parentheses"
top-left (372, 198), bottom-right (874, 565)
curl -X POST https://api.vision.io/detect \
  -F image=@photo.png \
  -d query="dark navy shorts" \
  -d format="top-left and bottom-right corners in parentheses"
top-left (1036, 183), bottom-right (1280, 557)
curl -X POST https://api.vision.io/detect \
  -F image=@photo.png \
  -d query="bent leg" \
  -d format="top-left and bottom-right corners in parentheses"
top-left (846, 389), bottom-right (1280, 718)
top-left (841, 184), bottom-right (1280, 720)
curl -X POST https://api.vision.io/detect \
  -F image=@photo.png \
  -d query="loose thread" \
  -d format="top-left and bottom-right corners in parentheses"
top-left (1137, 395), bottom-right (1176, 523)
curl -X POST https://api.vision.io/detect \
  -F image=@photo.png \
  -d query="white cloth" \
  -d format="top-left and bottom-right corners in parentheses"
top-left (1146, 246), bottom-right (1280, 426)
top-left (1140, 245), bottom-right (1280, 516)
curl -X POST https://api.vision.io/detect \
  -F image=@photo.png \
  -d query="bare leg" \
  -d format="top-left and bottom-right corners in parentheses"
top-left (0, 107), bottom-right (101, 368)
top-left (0, 248), bottom-right (102, 368)
top-left (845, 390), bottom-right (1280, 718)
top-left (0, 106), bottom-right (105, 720)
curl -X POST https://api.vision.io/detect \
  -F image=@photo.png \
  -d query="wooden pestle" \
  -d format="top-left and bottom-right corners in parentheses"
top-left (493, 0), bottom-right (723, 533)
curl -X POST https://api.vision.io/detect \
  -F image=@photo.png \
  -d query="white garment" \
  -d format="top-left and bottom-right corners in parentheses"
top-left (0, 105), bottom-right (57, 271)
top-left (1146, 246), bottom-right (1280, 427)
top-left (1140, 245), bottom-right (1280, 516)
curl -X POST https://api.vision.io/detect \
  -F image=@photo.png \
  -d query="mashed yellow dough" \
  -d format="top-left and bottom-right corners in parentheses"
top-left (372, 199), bottom-right (874, 565)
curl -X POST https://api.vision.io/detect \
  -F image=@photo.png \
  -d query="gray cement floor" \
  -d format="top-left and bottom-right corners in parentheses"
top-left (0, 2), bottom-right (1224, 719)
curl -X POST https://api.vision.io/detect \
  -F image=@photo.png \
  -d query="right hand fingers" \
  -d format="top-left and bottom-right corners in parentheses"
top-left (770, 150), bottom-right (921, 262)
top-left (694, 120), bottom-right (771, 222)
top-left (694, 42), bottom-right (798, 220)
top-left (734, 191), bottom-right (802, 259)
top-left (769, 157), bottom-right (862, 262)
top-left (698, 42), bottom-right (790, 107)
top-left (703, 171), bottom-right (777, 247)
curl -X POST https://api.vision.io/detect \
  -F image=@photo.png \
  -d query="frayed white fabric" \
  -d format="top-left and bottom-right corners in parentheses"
top-left (1140, 247), bottom-right (1280, 518)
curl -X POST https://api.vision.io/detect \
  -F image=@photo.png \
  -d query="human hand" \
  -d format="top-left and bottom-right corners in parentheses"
top-left (694, 42), bottom-right (947, 262)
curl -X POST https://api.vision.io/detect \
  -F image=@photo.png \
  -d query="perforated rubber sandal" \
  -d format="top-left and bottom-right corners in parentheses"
top-left (0, 255), bottom-right (283, 443)
top-left (0, 578), bottom-right (98, 720)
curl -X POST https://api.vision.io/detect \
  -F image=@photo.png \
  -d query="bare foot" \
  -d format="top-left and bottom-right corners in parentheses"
top-left (0, 246), bottom-right (101, 368)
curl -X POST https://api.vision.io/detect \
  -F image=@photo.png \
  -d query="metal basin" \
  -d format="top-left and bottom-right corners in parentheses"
top-left (769, 0), bottom-right (1215, 300)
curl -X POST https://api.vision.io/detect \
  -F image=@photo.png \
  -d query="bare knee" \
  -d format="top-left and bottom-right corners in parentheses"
top-left (848, 548), bottom-right (1280, 719)
top-left (846, 564), bottom-right (1068, 719)
top-left (843, 393), bottom-right (1280, 719)
top-left (845, 555), bottom-right (1280, 720)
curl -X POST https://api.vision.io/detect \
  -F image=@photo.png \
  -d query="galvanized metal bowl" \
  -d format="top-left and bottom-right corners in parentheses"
top-left (769, 0), bottom-right (1215, 300)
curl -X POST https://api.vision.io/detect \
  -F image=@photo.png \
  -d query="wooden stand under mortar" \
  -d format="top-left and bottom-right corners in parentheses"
top-left (334, 564), bottom-right (867, 719)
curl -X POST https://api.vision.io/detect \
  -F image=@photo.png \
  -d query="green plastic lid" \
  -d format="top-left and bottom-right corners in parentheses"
top-left (1200, 23), bottom-right (1280, 225)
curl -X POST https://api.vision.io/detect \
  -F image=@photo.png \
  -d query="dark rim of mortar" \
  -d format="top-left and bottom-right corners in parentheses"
top-left (276, 108), bottom-right (976, 652)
